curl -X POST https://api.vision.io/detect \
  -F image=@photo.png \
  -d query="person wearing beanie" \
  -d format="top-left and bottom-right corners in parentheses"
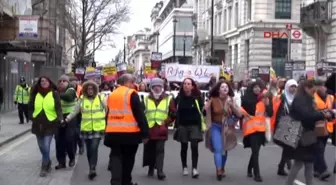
top-left (14, 76), bottom-right (30, 124)
top-left (55, 74), bottom-right (78, 169)
top-left (142, 78), bottom-right (175, 180)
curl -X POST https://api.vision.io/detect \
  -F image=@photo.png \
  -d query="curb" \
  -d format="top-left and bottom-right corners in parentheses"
top-left (0, 128), bottom-right (31, 148)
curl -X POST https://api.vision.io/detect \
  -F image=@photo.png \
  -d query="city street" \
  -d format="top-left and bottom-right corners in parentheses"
top-left (0, 132), bottom-right (335, 185)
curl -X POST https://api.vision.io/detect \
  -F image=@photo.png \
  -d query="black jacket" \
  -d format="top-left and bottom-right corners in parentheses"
top-left (290, 93), bottom-right (325, 162)
top-left (104, 92), bottom-right (149, 147)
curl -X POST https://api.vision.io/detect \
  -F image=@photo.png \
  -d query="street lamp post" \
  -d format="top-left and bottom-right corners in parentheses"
top-left (210, 0), bottom-right (214, 56)
top-left (123, 37), bottom-right (126, 63)
top-left (173, 17), bottom-right (177, 63)
top-left (155, 31), bottom-right (160, 52)
top-left (183, 33), bottom-right (186, 63)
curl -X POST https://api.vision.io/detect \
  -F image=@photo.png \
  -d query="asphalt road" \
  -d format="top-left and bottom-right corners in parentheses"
top-left (0, 133), bottom-right (335, 185)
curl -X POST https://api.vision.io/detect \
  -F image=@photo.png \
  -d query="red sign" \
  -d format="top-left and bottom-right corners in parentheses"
top-left (291, 30), bottom-right (302, 40)
top-left (264, 31), bottom-right (288, 38)
top-left (286, 24), bottom-right (292, 30)
top-left (263, 30), bottom-right (302, 39)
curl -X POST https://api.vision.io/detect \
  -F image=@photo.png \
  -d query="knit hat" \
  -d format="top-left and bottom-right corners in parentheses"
top-left (150, 78), bottom-right (164, 89)
top-left (20, 76), bottom-right (26, 83)
top-left (69, 76), bottom-right (78, 81)
top-left (59, 75), bottom-right (70, 82)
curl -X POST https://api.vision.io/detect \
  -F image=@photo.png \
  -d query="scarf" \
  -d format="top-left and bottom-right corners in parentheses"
top-left (284, 79), bottom-right (298, 105)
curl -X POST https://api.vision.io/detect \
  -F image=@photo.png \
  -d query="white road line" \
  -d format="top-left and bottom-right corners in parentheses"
top-left (0, 133), bottom-right (34, 156)
top-left (294, 179), bottom-right (306, 185)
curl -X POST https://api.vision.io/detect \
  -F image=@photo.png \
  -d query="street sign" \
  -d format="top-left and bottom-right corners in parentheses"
top-left (286, 24), bottom-right (292, 30)
top-left (291, 29), bottom-right (302, 40)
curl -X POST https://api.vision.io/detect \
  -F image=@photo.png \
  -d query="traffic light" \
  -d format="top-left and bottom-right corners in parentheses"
top-left (71, 63), bottom-right (76, 73)
top-left (91, 61), bottom-right (96, 68)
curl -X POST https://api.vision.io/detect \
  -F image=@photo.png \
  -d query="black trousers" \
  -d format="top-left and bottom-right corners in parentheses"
top-left (313, 136), bottom-right (328, 174)
top-left (247, 134), bottom-right (262, 176)
top-left (181, 141), bottom-right (199, 169)
top-left (55, 117), bottom-right (76, 164)
top-left (279, 147), bottom-right (293, 169)
top-left (17, 103), bottom-right (29, 123)
top-left (110, 144), bottom-right (139, 185)
top-left (143, 140), bottom-right (165, 172)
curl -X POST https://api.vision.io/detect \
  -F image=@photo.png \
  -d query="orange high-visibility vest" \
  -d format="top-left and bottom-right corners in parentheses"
top-left (76, 85), bottom-right (82, 98)
top-left (241, 101), bottom-right (267, 136)
top-left (105, 86), bottom-right (140, 133)
top-left (314, 93), bottom-right (334, 133)
top-left (270, 95), bottom-right (282, 132)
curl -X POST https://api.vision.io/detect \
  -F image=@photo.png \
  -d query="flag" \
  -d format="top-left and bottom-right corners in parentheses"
top-left (270, 67), bottom-right (276, 81)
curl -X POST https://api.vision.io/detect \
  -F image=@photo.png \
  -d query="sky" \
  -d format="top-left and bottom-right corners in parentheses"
top-left (95, 0), bottom-right (158, 65)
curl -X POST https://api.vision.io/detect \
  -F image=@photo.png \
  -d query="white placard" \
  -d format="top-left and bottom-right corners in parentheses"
top-left (164, 64), bottom-right (220, 83)
top-left (18, 16), bottom-right (39, 38)
top-left (137, 90), bottom-right (209, 102)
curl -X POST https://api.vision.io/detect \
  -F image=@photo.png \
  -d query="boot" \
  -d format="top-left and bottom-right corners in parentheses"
top-left (286, 160), bottom-right (292, 170)
top-left (221, 167), bottom-right (226, 177)
top-left (247, 167), bottom-right (253, 178)
top-left (319, 171), bottom-right (331, 181)
top-left (254, 175), bottom-right (263, 182)
top-left (277, 165), bottom-right (288, 176)
top-left (147, 166), bottom-right (154, 177)
top-left (69, 159), bottom-right (75, 167)
top-left (157, 171), bottom-right (166, 180)
top-left (46, 161), bottom-right (52, 173)
top-left (39, 163), bottom-right (48, 177)
top-left (88, 169), bottom-right (97, 180)
top-left (79, 147), bottom-right (84, 155)
top-left (55, 163), bottom-right (66, 170)
top-left (216, 168), bottom-right (222, 181)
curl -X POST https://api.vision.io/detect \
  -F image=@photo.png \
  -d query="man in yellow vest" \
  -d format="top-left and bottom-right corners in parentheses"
top-left (14, 76), bottom-right (30, 124)
top-left (65, 80), bottom-right (106, 180)
top-left (142, 78), bottom-right (174, 180)
top-left (55, 74), bottom-right (77, 170)
top-left (105, 74), bottom-right (149, 185)
top-left (313, 80), bottom-right (335, 180)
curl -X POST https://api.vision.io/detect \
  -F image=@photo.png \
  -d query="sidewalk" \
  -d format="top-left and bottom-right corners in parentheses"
top-left (0, 111), bottom-right (31, 147)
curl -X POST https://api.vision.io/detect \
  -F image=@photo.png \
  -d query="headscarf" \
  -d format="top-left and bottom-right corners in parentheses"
top-left (284, 79), bottom-right (298, 105)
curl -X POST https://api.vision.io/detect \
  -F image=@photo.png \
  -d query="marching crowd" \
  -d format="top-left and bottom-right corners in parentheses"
top-left (7, 73), bottom-right (336, 185)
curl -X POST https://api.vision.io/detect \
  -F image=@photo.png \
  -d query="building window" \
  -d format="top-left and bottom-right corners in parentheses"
top-left (245, 39), bottom-right (250, 68)
top-left (272, 38), bottom-right (288, 76)
top-left (218, 13), bottom-right (222, 34)
top-left (234, 44), bottom-right (238, 65)
top-left (223, 9), bottom-right (227, 31)
top-left (175, 36), bottom-right (193, 51)
top-left (176, 17), bottom-right (193, 32)
top-left (228, 7), bottom-right (232, 30)
top-left (235, 2), bottom-right (238, 27)
top-left (214, 14), bottom-right (218, 35)
top-left (275, 0), bottom-right (291, 19)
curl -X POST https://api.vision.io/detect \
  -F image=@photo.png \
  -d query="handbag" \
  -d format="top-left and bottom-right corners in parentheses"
top-left (273, 115), bottom-right (302, 149)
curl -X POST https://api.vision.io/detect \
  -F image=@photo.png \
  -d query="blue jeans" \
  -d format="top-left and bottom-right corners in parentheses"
top-left (211, 123), bottom-right (227, 168)
top-left (36, 135), bottom-right (53, 164)
top-left (84, 138), bottom-right (101, 170)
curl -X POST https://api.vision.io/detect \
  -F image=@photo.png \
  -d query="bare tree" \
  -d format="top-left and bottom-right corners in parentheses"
top-left (65, 0), bottom-right (130, 61)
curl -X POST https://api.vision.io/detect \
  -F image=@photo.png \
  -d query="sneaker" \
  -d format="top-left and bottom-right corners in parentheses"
top-left (192, 168), bottom-right (199, 178)
top-left (182, 167), bottom-right (188, 176)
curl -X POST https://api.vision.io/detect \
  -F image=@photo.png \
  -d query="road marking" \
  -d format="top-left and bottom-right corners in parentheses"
top-left (0, 133), bottom-right (33, 156)
top-left (294, 179), bottom-right (306, 185)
